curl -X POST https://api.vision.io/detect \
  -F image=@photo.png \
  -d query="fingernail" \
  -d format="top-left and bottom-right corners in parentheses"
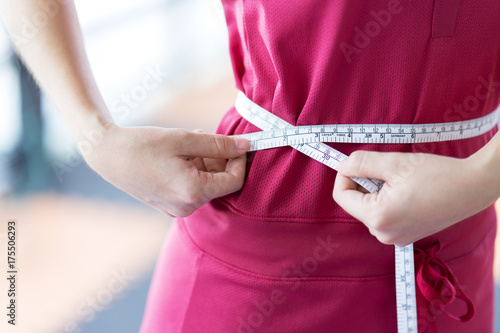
top-left (234, 137), bottom-right (249, 150)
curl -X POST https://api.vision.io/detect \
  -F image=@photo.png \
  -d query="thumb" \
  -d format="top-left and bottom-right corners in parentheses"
top-left (199, 154), bottom-right (247, 199)
top-left (338, 151), bottom-right (396, 180)
top-left (180, 131), bottom-right (250, 159)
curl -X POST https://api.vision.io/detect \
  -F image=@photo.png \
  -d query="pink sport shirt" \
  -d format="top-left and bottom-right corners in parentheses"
top-left (140, 1), bottom-right (500, 332)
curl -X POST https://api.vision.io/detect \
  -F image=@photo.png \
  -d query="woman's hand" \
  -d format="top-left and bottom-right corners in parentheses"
top-left (83, 125), bottom-right (250, 217)
top-left (332, 150), bottom-right (500, 246)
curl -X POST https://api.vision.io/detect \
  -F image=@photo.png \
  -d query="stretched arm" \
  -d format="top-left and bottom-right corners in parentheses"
top-left (333, 129), bottom-right (500, 246)
top-left (0, 1), bottom-right (250, 216)
top-left (0, 1), bottom-right (112, 137)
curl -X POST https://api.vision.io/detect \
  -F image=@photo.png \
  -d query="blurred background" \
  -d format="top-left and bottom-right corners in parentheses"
top-left (0, 1), bottom-right (499, 332)
top-left (0, 1), bottom-right (237, 332)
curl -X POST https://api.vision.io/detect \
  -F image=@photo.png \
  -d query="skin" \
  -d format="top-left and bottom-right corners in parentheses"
top-left (0, 1), bottom-right (250, 217)
top-left (1, 1), bottom-right (499, 244)
top-left (333, 138), bottom-right (500, 247)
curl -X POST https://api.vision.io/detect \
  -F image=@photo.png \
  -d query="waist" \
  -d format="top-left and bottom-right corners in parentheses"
top-left (214, 99), bottom-right (498, 221)
top-left (234, 92), bottom-right (500, 152)
top-left (182, 200), bottom-right (497, 278)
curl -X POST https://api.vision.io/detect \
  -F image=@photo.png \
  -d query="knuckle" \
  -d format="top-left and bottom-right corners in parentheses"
top-left (204, 181), bottom-right (222, 198)
top-left (172, 197), bottom-right (202, 217)
top-left (182, 188), bottom-right (205, 206)
top-left (165, 204), bottom-right (183, 218)
top-left (370, 216), bottom-right (384, 230)
top-left (175, 130), bottom-right (193, 153)
top-left (349, 151), bottom-right (368, 174)
top-left (181, 206), bottom-right (197, 217)
top-left (177, 129), bottom-right (191, 142)
top-left (367, 212), bottom-right (397, 245)
top-left (377, 234), bottom-right (396, 245)
top-left (386, 153), bottom-right (401, 165)
top-left (212, 134), bottom-right (230, 154)
top-left (332, 189), bottom-right (341, 203)
top-left (173, 207), bottom-right (193, 218)
top-left (232, 172), bottom-right (245, 189)
top-left (169, 209), bottom-right (183, 218)
top-left (368, 212), bottom-right (390, 233)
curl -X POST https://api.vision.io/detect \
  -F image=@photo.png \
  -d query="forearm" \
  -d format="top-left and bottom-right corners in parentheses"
top-left (0, 1), bottom-right (113, 140)
top-left (470, 129), bottom-right (500, 202)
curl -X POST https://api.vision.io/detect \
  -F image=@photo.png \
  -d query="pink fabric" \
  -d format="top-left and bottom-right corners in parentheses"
top-left (141, 1), bottom-right (500, 332)
top-left (414, 243), bottom-right (475, 333)
top-left (431, 0), bottom-right (461, 38)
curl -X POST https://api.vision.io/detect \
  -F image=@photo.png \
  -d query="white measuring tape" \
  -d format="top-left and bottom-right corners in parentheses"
top-left (234, 91), bottom-right (499, 333)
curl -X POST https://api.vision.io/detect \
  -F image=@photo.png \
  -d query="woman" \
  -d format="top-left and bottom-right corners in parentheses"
top-left (1, 1), bottom-right (499, 332)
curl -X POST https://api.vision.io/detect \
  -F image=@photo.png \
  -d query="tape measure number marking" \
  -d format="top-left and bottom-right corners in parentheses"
top-left (234, 91), bottom-right (498, 333)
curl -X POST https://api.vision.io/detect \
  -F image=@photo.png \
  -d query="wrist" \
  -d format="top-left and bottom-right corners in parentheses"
top-left (66, 106), bottom-right (117, 155)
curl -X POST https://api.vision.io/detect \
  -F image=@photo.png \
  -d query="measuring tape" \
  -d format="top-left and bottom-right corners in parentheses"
top-left (234, 91), bottom-right (499, 333)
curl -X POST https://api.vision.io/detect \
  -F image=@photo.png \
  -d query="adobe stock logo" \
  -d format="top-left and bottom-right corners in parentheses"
top-left (443, 74), bottom-right (500, 122)
top-left (236, 235), bottom-right (340, 333)
top-left (340, 0), bottom-right (404, 64)
top-left (9, 0), bottom-right (71, 47)
top-left (64, 268), bottom-right (136, 333)
top-left (109, 66), bottom-right (168, 121)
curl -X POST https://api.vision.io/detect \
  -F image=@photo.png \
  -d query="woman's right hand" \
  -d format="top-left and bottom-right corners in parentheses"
top-left (81, 124), bottom-right (250, 217)
top-left (0, 1), bottom-right (252, 217)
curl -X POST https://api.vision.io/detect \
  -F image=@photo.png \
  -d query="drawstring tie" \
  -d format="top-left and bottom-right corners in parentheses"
top-left (414, 242), bottom-right (475, 332)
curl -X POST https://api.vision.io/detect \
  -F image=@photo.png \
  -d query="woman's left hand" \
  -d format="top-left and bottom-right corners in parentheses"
top-left (332, 151), bottom-right (498, 247)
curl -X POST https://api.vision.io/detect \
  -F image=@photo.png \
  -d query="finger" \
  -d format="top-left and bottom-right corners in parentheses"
top-left (179, 131), bottom-right (250, 159)
top-left (333, 172), bottom-right (377, 222)
top-left (224, 153), bottom-right (247, 181)
top-left (190, 156), bottom-right (207, 172)
top-left (190, 129), bottom-right (238, 171)
top-left (204, 158), bottom-right (227, 172)
top-left (200, 154), bottom-right (247, 199)
top-left (338, 151), bottom-right (397, 180)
